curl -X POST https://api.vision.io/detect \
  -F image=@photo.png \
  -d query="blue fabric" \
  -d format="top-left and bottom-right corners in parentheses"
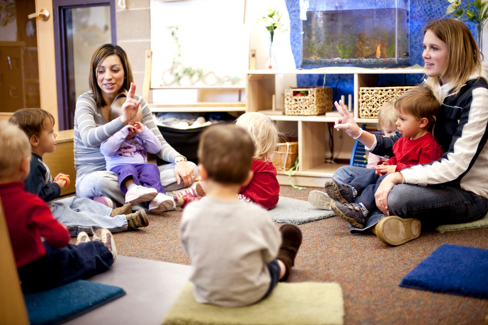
top-left (24, 279), bottom-right (125, 325)
top-left (400, 244), bottom-right (488, 299)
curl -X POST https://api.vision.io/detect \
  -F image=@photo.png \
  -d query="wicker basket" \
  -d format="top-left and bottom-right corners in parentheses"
top-left (284, 87), bottom-right (333, 116)
top-left (272, 142), bottom-right (298, 171)
top-left (359, 86), bottom-right (414, 118)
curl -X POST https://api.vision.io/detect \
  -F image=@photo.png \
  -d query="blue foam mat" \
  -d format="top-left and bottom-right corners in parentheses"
top-left (24, 279), bottom-right (126, 325)
top-left (400, 244), bottom-right (488, 299)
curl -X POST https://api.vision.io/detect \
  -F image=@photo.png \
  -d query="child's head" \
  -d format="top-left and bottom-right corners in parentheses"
top-left (9, 108), bottom-right (57, 156)
top-left (0, 121), bottom-right (31, 181)
top-left (377, 101), bottom-right (397, 136)
top-left (198, 124), bottom-right (254, 185)
top-left (235, 112), bottom-right (278, 161)
top-left (394, 85), bottom-right (440, 131)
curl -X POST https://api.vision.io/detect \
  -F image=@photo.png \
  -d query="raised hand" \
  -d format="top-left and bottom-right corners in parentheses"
top-left (120, 83), bottom-right (141, 124)
top-left (333, 100), bottom-right (362, 139)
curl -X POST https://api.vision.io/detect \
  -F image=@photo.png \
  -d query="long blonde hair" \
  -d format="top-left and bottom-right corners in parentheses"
top-left (423, 18), bottom-right (482, 95)
top-left (235, 112), bottom-right (278, 161)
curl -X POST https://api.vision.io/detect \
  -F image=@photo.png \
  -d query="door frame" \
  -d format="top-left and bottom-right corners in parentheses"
top-left (53, 0), bottom-right (116, 130)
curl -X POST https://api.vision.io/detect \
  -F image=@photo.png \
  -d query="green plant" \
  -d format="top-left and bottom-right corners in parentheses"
top-left (446, 0), bottom-right (488, 47)
top-left (387, 43), bottom-right (395, 58)
top-left (336, 43), bottom-right (353, 59)
top-left (257, 7), bottom-right (287, 42)
top-left (304, 39), bottom-right (316, 57)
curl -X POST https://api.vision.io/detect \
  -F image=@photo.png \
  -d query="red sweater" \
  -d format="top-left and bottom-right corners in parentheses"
top-left (386, 132), bottom-right (443, 171)
top-left (239, 159), bottom-right (280, 210)
top-left (0, 182), bottom-right (70, 267)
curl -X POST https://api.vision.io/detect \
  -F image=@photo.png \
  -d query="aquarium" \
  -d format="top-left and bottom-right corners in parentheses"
top-left (301, 0), bottom-right (410, 68)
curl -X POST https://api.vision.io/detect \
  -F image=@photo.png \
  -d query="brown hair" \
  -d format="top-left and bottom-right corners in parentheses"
top-left (235, 112), bottom-right (278, 161)
top-left (424, 19), bottom-right (482, 94)
top-left (0, 121), bottom-right (31, 178)
top-left (9, 108), bottom-right (55, 140)
top-left (89, 44), bottom-right (134, 108)
top-left (198, 124), bottom-right (254, 185)
top-left (394, 85), bottom-right (440, 130)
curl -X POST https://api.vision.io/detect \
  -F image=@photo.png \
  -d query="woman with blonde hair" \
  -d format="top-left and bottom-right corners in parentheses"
top-left (329, 18), bottom-right (488, 245)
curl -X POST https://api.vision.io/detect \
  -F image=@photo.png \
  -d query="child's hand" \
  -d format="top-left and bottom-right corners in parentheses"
top-left (54, 173), bottom-right (70, 188)
top-left (375, 164), bottom-right (396, 176)
top-left (132, 122), bottom-right (144, 134)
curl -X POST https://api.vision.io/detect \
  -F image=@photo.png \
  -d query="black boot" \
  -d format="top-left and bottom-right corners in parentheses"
top-left (277, 224), bottom-right (302, 281)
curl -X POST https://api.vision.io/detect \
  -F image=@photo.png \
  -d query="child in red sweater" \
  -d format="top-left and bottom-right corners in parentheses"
top-left (0, 120), bottom-right (116, 293)
top-left (178, 112), bottom-right (280, 210)
top-left (309, 85), bottom-right (443, 228)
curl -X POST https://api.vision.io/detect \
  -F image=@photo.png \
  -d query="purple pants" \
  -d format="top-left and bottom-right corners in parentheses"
top-left (111, 163), bottom-right (166, 195)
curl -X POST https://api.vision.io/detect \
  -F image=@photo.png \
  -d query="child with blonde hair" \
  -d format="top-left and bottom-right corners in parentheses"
top-left (178, 112), bottom-right (280, 210)
top-left (366, 101), bottom-right (397, 169)
top-left (0, 121), bottom-right (115, 293)
top-left (10, 108), bottom-right (149, 236)
top-left (100, 93), bottom-right (177, 214)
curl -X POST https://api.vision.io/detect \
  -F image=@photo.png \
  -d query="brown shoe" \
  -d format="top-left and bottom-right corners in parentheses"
top-left (375, 216), bottom-right (421, 246)
top-left (126, 210), bottom-right (149, 230)
top-left (277, 224), bottom-right (302, 281)
top-left (110, 202), bottom-right (132, 217)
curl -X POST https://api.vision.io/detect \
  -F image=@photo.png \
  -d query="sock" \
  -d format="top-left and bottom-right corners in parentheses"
top-left (358, 202), bottom-right (369, 217)
top-left (127, 183), bottom-right (137, 191)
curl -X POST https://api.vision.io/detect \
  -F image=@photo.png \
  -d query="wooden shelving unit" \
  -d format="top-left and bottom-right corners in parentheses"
top-left (246, 66), bottom-right (424, 187)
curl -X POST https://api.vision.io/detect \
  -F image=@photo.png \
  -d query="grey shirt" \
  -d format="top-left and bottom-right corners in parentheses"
top-left (180, 197), bottom-right (281, 307)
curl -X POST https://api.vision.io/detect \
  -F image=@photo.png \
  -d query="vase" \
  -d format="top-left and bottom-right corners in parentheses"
top-left (477, 24), bottom-right (484, 54)
top-left (265, 32), bottom-right (278, 70)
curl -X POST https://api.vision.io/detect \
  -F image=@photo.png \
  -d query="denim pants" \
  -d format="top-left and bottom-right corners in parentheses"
top-left (333, 166), bottom-right (488, 233)
top-left (53, 196), bottom-right (128, 236)
top-left (345, 168), bottom-right (388, 213)
top-left (76, 162), bottom-right (198, 206)
top-left (261, 259), bottom-right (281, 300)
top-left (111, 163), bottom-right (166, 195)
top-left (18, 241), bottom-right (113, 293)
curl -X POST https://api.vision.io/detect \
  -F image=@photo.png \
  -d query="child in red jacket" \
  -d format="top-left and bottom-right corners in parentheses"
top-left (178, 112), bottom-right (280, 210)
top-left (0, 120), bottom-right (116, 293)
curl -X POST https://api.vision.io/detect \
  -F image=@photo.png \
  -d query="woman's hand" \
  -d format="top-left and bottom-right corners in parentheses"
top-left (120, 83), bottom-right (141, 125)
top-left (175, 160), bottom-right (195, 187)
top-left (375, 172), bottom-right (403, 215)
top-left (333, 100), bottom-right (362, 139)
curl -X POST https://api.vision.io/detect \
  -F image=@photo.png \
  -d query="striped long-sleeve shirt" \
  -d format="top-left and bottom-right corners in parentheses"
top-left (74, 91), bottom-right (180, 182)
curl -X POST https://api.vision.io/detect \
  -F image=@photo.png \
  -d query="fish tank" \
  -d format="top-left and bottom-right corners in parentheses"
top-left (301, 0), bottom-right (410, 68)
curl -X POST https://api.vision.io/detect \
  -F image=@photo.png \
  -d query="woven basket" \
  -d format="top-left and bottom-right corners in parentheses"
top-left (359, 86), bottom-right (414, 118)
top-left (284, 87), bottom-right (333, 116)
top-left (272, 142), bottom-right (298, 171)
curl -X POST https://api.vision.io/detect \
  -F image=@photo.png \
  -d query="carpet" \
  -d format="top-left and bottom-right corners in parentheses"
top-left (400, 244), bottom-right (488, 299)
top-left (268, 196), bottom-right (335, 225)
top-left (24, 280), bottom-right (126, 325)
top-left (163, 282), bottom-right (344, 325)
top-left (435, 212), bottom-right (488, 233)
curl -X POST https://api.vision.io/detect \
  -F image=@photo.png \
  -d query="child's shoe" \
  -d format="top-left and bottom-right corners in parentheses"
top-left (93, 196), bottom-right (117, 209)
top-left (375, 216), bottom-right (421, 246)
top-left (277, 224), bottom-right (303, 281)
top-left (331, 202), bottom-right (367, 229)
top-left (125, 186), bottom-right (158, 205)
top-left (323, 179), bottom-right (357, 204)
top-left (93, 229), bottom-right (117, 262)
top-left (308, 190), bottom-right (335, 210)
top-left (167, 182), bottom-right (205, 200)
top-left (110, 202), bottom-right (132, 217)
top-left (149, 193), bottom-right (176, 214)
top-left (177, 195), bottom-right (201, 208)
top-left (75, 231), bottom-right (91, 245)
top-left (126, 210), bottom-right (149, 230)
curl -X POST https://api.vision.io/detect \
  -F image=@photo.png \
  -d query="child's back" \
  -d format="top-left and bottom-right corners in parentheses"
top-left (181, 197), bottom-right (280, 307)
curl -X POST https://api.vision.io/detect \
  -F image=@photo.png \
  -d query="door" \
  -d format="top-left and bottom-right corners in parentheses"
top-left (5, 0), bottom-right (115, 131)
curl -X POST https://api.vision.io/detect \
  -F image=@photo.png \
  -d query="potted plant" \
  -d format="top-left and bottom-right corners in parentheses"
top-left (446, 0), bottom-right (488, 50)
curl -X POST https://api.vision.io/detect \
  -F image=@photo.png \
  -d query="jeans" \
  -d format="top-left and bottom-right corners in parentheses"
top-left (53, 196), bottom-right (128, 236)
top-left (18, 241), bottom-right (113, 293)
top-left (261, 259), bottom-right (281, 300)
top-left (333, 166), bottom-right (488, 233)
top-left (76, 162), bottom-right (198, 206)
